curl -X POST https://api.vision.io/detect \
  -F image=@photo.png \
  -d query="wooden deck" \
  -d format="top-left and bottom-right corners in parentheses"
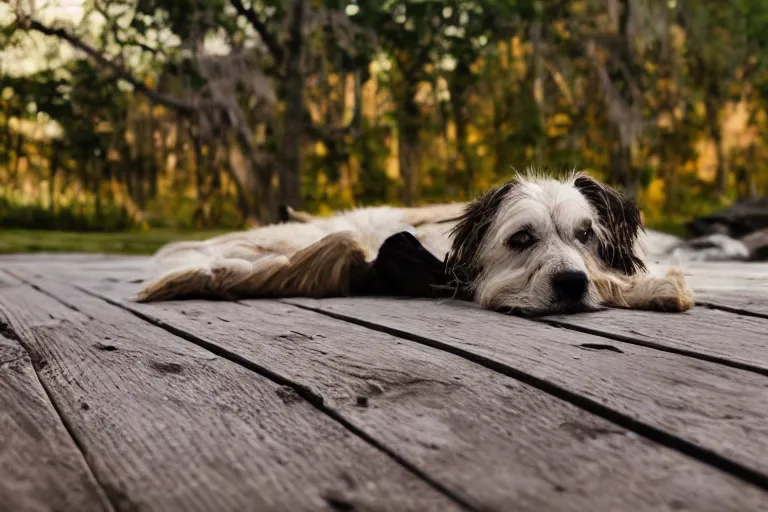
top-left (1, 254), bottom-right (768, 511)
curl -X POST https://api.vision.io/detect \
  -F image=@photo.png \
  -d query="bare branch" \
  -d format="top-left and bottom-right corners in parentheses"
top-left (229, 0), bottom-right (284, 66)
top-left (93, 0), bottom-right (166, 58)
top-left (17, 15), bottom-right (194, 115)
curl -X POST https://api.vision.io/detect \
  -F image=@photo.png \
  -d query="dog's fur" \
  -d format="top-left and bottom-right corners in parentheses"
top-left (136, 171), bottom-right (694, 315)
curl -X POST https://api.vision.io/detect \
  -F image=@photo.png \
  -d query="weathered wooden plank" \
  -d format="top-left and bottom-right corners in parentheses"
top-left (696, 290), bottom-right (768, 317)
top-left (0, 274), bottom-right (459, 512)
top-left (0, 333), bottom-right (113, 512)
top-left (24, 269), bottom-right (768, 511)
top-left (666, 261), bottom-right (768, 317)
top-left (543, 307), bottom-right (768, 374)
top-left (284, 297), bottom-right (768, 487)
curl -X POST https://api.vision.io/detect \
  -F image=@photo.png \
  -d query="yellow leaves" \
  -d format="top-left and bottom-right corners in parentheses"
top-left (511, 37), bottom-right (525, 59)
top-left (570, 1), bottom-right (587, 16)
top-left (314, 141), bottom-right (328, 157)
top-left (94, 120), bottom-right (112, 134)
top-left (640, 177), bottom-right (666, 220)
top-left (469, 58), bottom-right (485, 75)
top-left (755, 109), bottom-right (768, 129)
top-left (552, 21), bottom-right (570, 40)
top-left (657, 112), bottom-right (673, 129)
top-left (546, 113), bottom-right (572, 138)
top-left (466, 124), bottom-right (482, 145)
top-left (316, 203), bottom-right (334, 216)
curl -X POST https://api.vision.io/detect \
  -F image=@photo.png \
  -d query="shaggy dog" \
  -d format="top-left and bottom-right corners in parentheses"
top-left (135, 171), bottom-right (694, 315)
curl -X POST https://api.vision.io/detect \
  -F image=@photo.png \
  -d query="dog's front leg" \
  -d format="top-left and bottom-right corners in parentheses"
top-left (591, 267), bottom-right (696, 313)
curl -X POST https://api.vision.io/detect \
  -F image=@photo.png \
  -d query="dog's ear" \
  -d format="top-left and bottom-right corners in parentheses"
top-left (445, 180), bottom-right (519, 288)
top-left (573, 173), bottom-right (646, 275)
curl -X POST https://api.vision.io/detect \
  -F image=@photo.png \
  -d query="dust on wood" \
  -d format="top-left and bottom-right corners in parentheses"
top-left (0, 274), bottom-right (459, 512)
top-left (23, 267), bottom-right (768, 511)
top-left (286, 296), bottom-right (768, 482)
top-left (545, 307), bottom-right (768, 373)
top-left (0, 334), bottom-right (112, 512)
top-left (675, 261), bottom-right (768, 317)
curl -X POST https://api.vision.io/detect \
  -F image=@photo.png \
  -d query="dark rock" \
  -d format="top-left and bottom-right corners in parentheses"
top-left (741, 228), bottom-right (768, 261)
top-left (667, 234), bottom-right (750, 262)
top-left (688, 198), bottom-right (768, 238)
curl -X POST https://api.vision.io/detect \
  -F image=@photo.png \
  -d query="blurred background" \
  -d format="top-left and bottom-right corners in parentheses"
top-left (1, 0), bottom-right (768, 256)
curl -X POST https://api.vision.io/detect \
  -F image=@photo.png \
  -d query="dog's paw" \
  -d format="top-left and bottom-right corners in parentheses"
top-left (642, 268), bottom-right (695, 312)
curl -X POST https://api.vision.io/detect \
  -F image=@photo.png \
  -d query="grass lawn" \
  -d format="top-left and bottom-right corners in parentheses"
top-left (0, 229), bottom-right (232, 255)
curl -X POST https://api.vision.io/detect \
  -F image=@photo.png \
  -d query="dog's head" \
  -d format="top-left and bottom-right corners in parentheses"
top-left (445, 172), bottom-right (645, 315)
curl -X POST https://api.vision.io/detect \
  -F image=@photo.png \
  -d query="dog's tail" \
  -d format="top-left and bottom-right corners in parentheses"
top-left (135, 240), bottom-right (219, 302)
top-left (134, 232), bottom-right (369, 303)
top-left (278, 204), bottom-right (315, 223)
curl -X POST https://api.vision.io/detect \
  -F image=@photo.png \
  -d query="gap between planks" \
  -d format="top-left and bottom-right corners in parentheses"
top-left (2, 270), bottom-right (479, 512)
top-left (82, 288), bottom-right (482, 511)
top-left (0, 333), bottom-right (116, 512)
top-left (0, 272), bottom-right (465, 512)
top-left (535, 315), bottom-right (768, 377)
top-left (7, 258), bottom-right (768, 501)
top-left (285, 298), bottom-right (768, 494)
top-left (12, 266), bottom-right (768, 510)
top-left (698, 301), bottom-right (768, 321)
top-left (13, 343), bottom-right (119, 512)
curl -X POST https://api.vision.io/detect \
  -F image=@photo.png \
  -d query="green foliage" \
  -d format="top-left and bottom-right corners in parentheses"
top-left (3, 0), bottom-right (768, 243)
top-left (0, 197), bottom-right (136, 232)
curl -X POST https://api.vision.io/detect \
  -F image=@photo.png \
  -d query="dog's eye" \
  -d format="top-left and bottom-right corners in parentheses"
top-left (576, 227), bottom-right (594, 244)
top-left (506, 230), bottom-right (535, 250)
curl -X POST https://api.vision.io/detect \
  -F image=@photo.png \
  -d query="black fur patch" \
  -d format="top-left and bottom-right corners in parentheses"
top-left (444, 180), bottom-right (520, 293)
top-left (573, 174), bottom-right (646, 275)
top-left (350, 232), bottom-right (457, 298)
top-left (277, 204), bottom-right (290, 222)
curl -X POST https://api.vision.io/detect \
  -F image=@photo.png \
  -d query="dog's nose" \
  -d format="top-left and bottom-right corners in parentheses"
top-left (551, 271), bottom-right (589, 302)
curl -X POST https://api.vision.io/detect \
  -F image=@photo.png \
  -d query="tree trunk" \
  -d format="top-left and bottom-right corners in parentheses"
top-left (147, 101), bottom-right (159, 200)
top-left (278, 0), bottom-right (306, 210)
top-left (705, 97), bottom-right (727, 195)
top-left (397, 84), bottom-right (421, 206)
top-left (11, 132), bottom-right (24, 183)
top-left (610, 124), bottom-right (635, 197)
top-left (49, 145), bottom-right (59, 212)
top-left (450, 62), bottom-right (473, 198)
top-left (91, 159), bottom-right (102, 221)
top-left (229, 128), bottom-right (275, 225)
top-left (747, 144), bottom-right (759, 199)
top-left (192, 134), bottom-right (206, 228)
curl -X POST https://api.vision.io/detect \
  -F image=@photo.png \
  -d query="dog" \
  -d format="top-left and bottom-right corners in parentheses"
top-left (135, 171), bottom-right (694, 315)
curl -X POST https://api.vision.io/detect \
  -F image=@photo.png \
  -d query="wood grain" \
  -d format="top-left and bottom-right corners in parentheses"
top-left (284, 297), bottom-right (768, 484)
top-left (664, 261), bottom-right (768, 317)
top-left (27, 268), bottom-right (768, 511)
top-left (696, 290), bottom-right (768, 317)
top-left (543, 307), bottom-right (768, 374)
top-left (0, 274), bottom-right (458, 512)
top-left (0, 334), bottom-right (113, 512)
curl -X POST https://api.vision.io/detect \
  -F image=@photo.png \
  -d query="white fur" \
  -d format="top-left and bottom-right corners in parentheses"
top-left (137, 173), bottom-right (694, 314)
top-left (471, 175), bottom-right (603, 312)
top-left (146, 206), bottom-right (415, 281)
